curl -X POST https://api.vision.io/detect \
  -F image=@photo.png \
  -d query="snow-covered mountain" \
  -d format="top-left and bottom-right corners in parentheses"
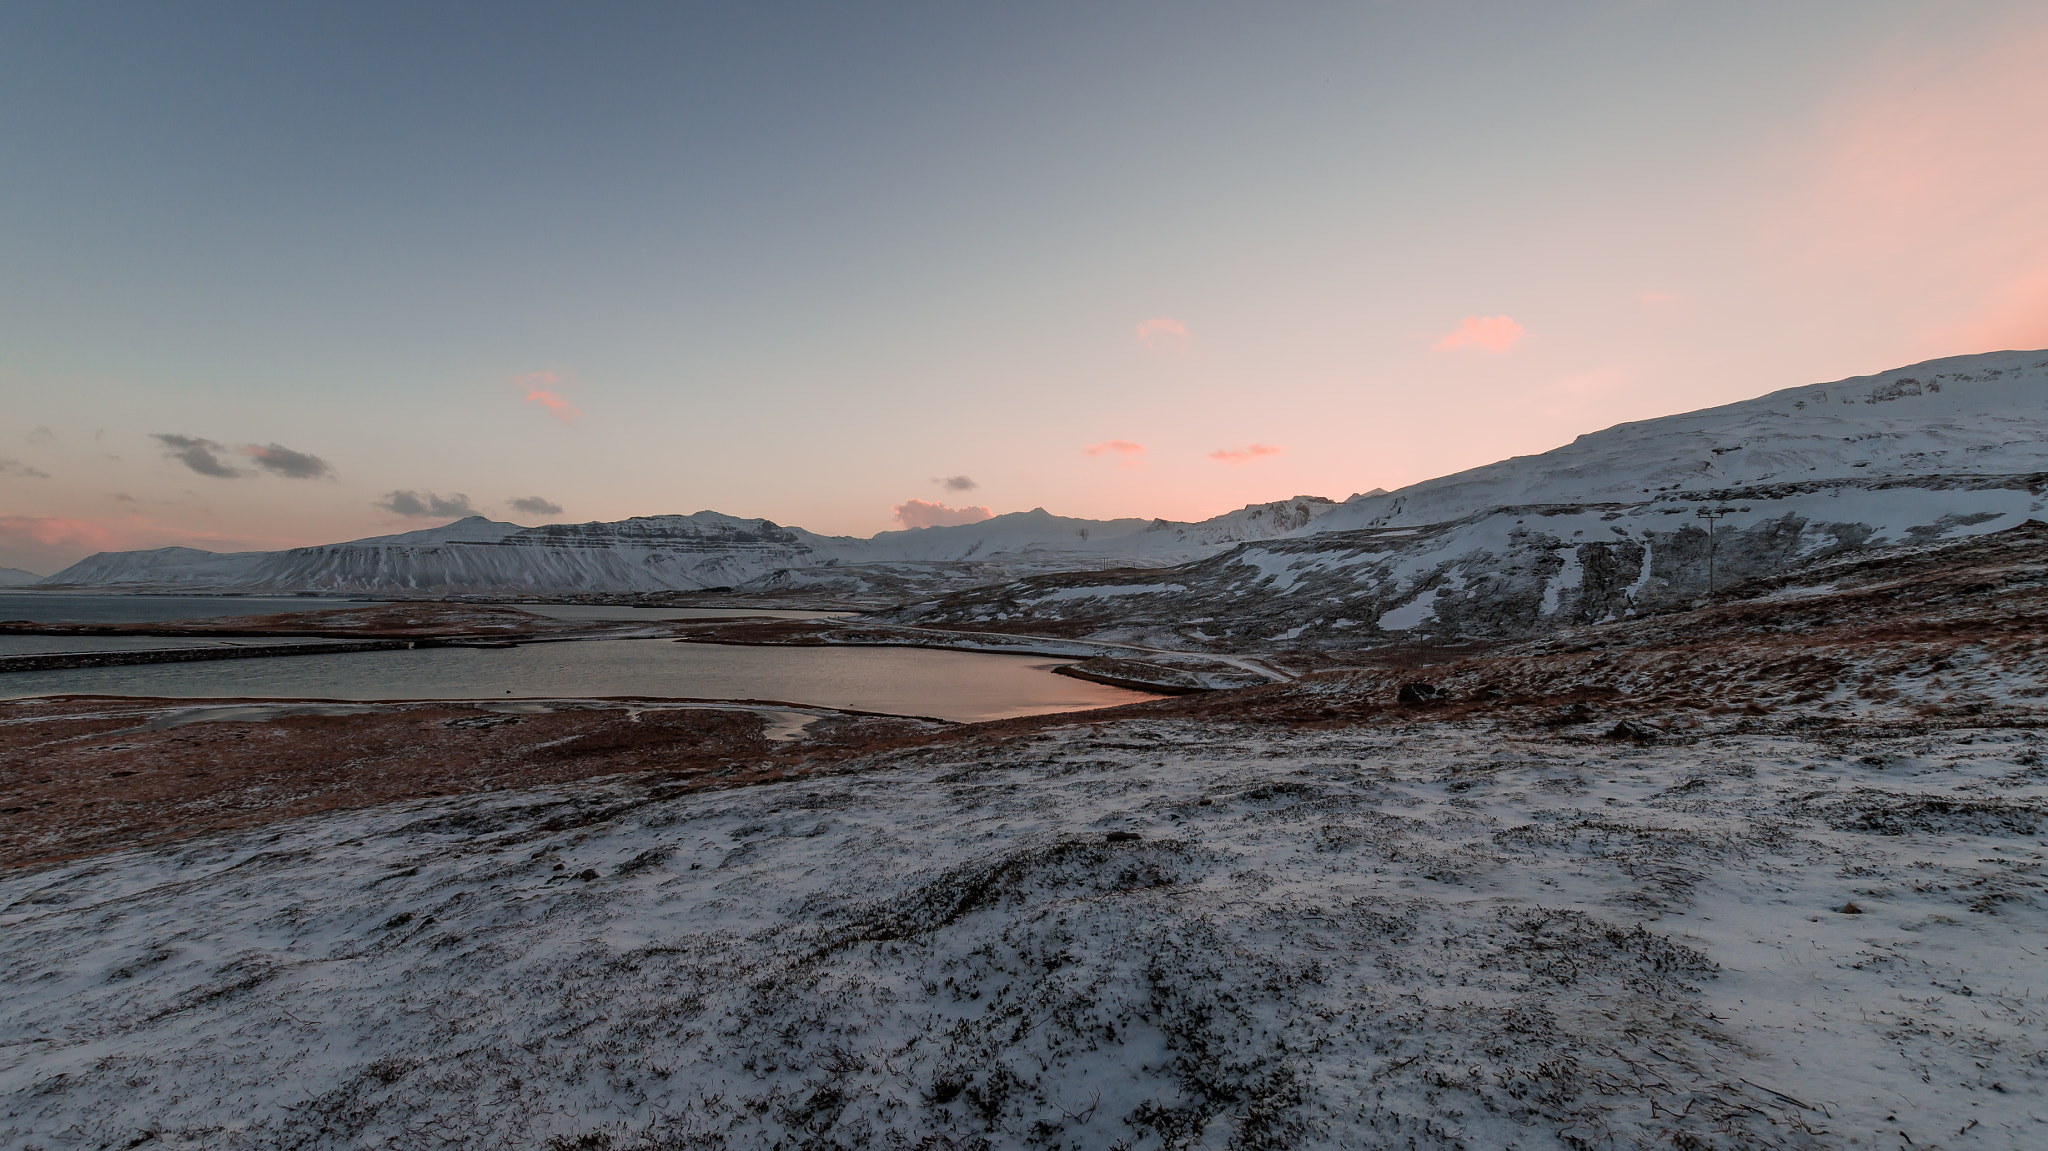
top-left (744, 498), bottom-right (1343, 599)
top-left (42, 513), bottom-right (844, 595)
top-left (0, 565), bottom-right (43, 587)
top-left (890, 350), bottom-right (2048, 648)
top-left (1310, 348), bottom-right (2048, 533)
top-left (39, 349), bottom-right (2045, 613)
top-left (38, 499), bottom-right (1343, 596)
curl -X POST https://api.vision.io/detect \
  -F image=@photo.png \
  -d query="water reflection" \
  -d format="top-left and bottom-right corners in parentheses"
top-left (0, 638), bottom-right (1157, 723)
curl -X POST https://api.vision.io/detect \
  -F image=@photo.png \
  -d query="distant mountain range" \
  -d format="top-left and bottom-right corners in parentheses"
top-left (0, 566), bottom-right (43, 587)
top-left (35, 349), bottom-right (2048, 638)
top-left (36, 498), bottom-right (1340, 597)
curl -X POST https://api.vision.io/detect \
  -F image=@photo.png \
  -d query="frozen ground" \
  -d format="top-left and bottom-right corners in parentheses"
top-left (3, 707), bottom-right (2043, 1150)
top-left (6, 521), bottom-right (2048, 1149)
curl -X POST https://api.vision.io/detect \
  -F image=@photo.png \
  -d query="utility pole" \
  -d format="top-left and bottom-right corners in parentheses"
top-left (1695, 506), bottom-right (1734, 593)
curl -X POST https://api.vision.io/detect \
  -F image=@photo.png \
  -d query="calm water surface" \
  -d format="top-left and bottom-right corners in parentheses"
top-left (0, 635), bottom-right (355, 656)
top-left (0, 639), bottom-right (1156, 722)
top-left (0, 592), bottom-right (387, 625)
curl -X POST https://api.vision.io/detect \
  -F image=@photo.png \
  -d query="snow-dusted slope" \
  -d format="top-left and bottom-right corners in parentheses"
top-left (864, 508), bottom-right (1155, 560)
top-left (743, 498), bottom-right (1345, 600)
top-left (1309, 348), bottom-right (2048, 534)
top-left (894, 351), bottom-right (2048, 648)
top-left (43, 514), bottom-right (851, 595)
top-left (41, 546), bottom-right (277, 589)
top-left (0, 566), bottom-right (44, 587)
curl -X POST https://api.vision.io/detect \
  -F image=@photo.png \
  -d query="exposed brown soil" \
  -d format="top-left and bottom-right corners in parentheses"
top-left (8, 523), bottom-right (2045, 874)
top-left (0, 698), bottom-right (940, 869)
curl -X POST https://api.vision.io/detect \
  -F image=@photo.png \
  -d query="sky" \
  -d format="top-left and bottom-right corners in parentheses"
top-left (3, 1), bottom-right (2046, 573)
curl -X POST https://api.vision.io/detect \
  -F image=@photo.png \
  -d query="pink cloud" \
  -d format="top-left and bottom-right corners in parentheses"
top-left (0, 515), bottom-right (159, 574)
top-left (0, 513), bottom-right (332, 574)
top-left (892, 499), bottom-right (996, 529)
top-left (1082, 440), bottom-right (1145, 457)
top-left (1134, 316), bottom-right (1189, 350)
top-left (1640, 291), bottom-right (1677, 304)
top-left (1209, 443), bottom-right (1283, 465)
top-left (523, 389), bottom-right (582, 426)
top-left (0, 515), bottom-right (122, 552)
top-left (516, 371), bottom-right (582, 425)
top-left (1432, 315), bottom-right (1526, 353)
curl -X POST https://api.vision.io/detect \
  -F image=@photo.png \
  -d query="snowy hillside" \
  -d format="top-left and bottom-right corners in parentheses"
top-left (6, 492), bottom-right (2047, 1149)
top-left (0, 566), bottom-right (43, 587)
top-left (1309, 348), bottom-right (2048, 534)
top-left (8, 529), bottom-right (2048, 1149)
top-left (744, 498), bottom-right (1344, 600)
top-left (894, 351), bottom-right (2048, 648)
top-left (43, 514), bottom-right (848, 595)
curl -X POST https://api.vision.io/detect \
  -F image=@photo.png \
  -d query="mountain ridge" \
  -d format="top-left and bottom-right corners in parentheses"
top-left (34, 349), bottom-right (2047, 607)
top-left (37, 499), bottom-right (1342, 595)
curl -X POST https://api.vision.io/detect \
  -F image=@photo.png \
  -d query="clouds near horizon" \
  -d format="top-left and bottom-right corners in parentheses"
top-left (8, 5), bottom-right (2043, 551)
top-left (0, 514), bottom-right (120, 554)
top-left (378, 490), bottom-right (477, 518)
top-left (1431, 315), bottom-right (1526, 353)
top-left (1209, 443), bottom-right (1283, 465)
top-left (1134, 316), bottom-right (1189, 351)
top-left (1082, 440), bottom-right (1144, 458)
top-left (0, 514), bottom-right (305, 573)
top-left (519, 372), bottom-right (583, 426)
top-left (244, 443), bottom-right (333, 479)
top-left (153, 435), bottom-right (333, 480)
top-left (892, 499), bottom-right (995, 529)
top-left (511, 495), bottom-right (564, 517)
top-left (524, 390), bottom-right (582, 425)
top-left (152, 434), bottom-right (242, 478)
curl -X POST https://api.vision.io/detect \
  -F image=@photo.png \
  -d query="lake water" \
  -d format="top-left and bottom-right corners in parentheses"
top-left (0, 635), bottom-right (358, 656)
top-left (0, 592), bottom-right (389, 625)
top-left (0, 639), bottom-right (1157, 722)
top-left (0, 594), bottom-right (1136, 721)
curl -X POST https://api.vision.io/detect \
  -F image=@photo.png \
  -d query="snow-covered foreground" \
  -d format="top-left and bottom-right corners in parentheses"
top-left (5, 713), bottom-right (2043, 1149)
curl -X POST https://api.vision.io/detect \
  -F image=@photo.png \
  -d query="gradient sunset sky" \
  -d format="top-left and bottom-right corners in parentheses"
top-left (3, 1), bottom-right (2045, 573)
